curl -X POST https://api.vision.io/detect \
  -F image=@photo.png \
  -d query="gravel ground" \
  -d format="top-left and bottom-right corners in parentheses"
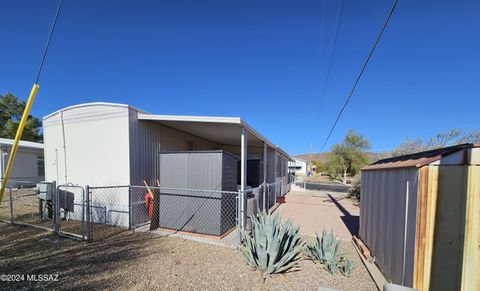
top-left (0, 223), bottom-right (376, 291)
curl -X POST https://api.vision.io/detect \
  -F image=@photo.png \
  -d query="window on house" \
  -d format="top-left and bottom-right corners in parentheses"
top-left (37, 156), bottom-right (45, 176)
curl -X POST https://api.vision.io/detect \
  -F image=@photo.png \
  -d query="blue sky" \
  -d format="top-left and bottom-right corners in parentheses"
top-left (1, 0), bottom-right (479, 155)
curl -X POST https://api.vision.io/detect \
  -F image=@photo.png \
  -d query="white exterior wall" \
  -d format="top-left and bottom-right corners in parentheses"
top-left (0, 146), bottom-right (44, 181)
top-left (288, 159), bottom-right (307, 175)
top-left (43, 104), bottom-right (132, 227)
top-left (43, 104), bottom-right (131, 186)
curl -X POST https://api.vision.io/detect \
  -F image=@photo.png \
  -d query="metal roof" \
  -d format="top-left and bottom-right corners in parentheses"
top-left (0, 138), bottom-right (44, 150)
top-left (362, 143), bottom-right (480, 170)
top-left (43, 102), bottom-right (147, 120)
top-left (138, 113), bottom-right (290, 158)
top-left (43, 102), bottom-right (290, 158)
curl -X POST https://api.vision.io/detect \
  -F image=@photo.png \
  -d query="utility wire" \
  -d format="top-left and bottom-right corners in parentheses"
top-left (314, 0), bottom-right (345, 130)
top-left (35, 0), bottom-right (63, 84)
top-left (319, 0), bottom-right (399, 152)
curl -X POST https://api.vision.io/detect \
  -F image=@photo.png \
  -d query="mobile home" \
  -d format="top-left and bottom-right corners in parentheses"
top-left (0, 138), bottom-right (44, 183)
top-left (43, 102), bottom-right (292, 229)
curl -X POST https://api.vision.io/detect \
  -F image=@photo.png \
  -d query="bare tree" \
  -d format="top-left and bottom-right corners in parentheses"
top-left (391, 129), bottom-right (480, 157)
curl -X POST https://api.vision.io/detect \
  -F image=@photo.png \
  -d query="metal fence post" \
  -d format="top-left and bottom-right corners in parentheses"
top-left (262, 183), bottom-right (266, 212)
top-left (237, 189), bottom-right (242, 247)
top-left (85, 185), bottom-right (91, 241)
top-left (9, 186), bottom-right (13, 223)
top-left (81, 186), bottom-right (85, 239)
top-left (52, 181), bottom-right (59, 234)
top-left (128, 186), bottom-right (132, 230)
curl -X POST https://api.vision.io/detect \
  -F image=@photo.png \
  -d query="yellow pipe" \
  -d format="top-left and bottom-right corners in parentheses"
top-left (0, 83), bottom-right (40, 203)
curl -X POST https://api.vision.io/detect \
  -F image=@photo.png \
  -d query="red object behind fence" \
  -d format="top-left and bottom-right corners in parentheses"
top-left (144, 193), bottom-right (154, 220)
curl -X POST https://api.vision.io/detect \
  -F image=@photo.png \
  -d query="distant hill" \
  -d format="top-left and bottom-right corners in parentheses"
top-left (294, 152), bottom-right (389, 164)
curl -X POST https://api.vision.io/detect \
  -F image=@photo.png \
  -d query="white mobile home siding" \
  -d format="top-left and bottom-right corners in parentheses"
top-left (359, 168), bottom-right (418, 286)
top-left (43, 104), bottom-right (132, 227)
top-left (43, 104), bottom-right (131, 187)
top-left (0, 147), bottom-right (44, 181)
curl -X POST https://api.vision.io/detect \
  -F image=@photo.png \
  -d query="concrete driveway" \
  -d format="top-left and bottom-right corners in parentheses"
top-left (274, 182), bottom-right (359, 240)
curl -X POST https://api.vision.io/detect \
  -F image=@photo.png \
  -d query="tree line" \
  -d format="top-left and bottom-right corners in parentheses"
top-left (0, 93), bottom-right (42, 142)
top-left (314, 128), bottom-right (480, 185)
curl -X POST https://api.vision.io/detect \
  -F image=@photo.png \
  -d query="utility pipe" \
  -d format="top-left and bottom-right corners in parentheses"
top-left (0, 84), bottom-right (39, 202)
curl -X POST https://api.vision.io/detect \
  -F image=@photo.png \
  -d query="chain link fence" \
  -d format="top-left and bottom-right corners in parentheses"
top-left (1, 179), bottom-right (293, 248)
top-left (87, 185), bottom-right (131, 240)
top-left (0, 179), bottom-right (55, 231)
top-left (130, 185), bottom-right (240, 248)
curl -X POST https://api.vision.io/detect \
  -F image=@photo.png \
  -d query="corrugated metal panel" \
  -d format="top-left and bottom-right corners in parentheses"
top-left (158, 151), bottom-right (238, 235)
top-left (128, 109), bottom-right (217, 186)
top-left (360, 167), bottom-right (418, 286)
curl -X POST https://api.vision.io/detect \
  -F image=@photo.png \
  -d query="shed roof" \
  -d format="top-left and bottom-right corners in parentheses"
top-left (0, 138), bottom-right (44, 150)
top-left (362, 143), bottom-right (480, 170)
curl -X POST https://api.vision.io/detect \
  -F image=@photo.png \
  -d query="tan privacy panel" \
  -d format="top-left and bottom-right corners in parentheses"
top-left (461, 166), bottom-right (480, 291)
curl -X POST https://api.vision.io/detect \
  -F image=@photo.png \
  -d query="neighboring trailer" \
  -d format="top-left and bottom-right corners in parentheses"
top-left (288, 157), bottom-right (308, 175)
top-left (359, 144), bottom-right (480, 291)
top-left (159, 151), bottom-right (238, 235)
top-left (0, 138), bottom-right (44, 182)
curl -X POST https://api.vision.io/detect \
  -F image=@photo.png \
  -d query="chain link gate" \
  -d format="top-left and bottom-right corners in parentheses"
top-left (55, 184), bottom-right (87, 239)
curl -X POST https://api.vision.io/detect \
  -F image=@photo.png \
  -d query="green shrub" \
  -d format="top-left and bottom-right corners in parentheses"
top-left (240, 212), bottom-right (303, 274)
top-left (348, 180), bottom-right (361, 201)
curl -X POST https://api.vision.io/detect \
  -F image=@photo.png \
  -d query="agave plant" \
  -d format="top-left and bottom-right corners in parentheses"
top-left (240, 211), bottom-right (303, 274)
top-left (338, 258), bottom-right (354, 277)
top-left (305, 228), bottom-right (340, 266)
top-left (305, 228), bottom-right (354, 276)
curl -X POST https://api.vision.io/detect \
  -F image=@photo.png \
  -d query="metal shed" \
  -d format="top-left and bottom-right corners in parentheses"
top-left (158, 151), bottom-right (238, 235)
top-left (360, 144), bottom-right (480, 291)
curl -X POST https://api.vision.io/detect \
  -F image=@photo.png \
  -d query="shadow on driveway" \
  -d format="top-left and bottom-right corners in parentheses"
top-left (295, 182), bottom-right (350, 193)
top-left (325, 193), bottom-right (359, 237)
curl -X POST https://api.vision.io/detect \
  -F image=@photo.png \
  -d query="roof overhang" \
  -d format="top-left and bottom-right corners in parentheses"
top-left (0, 138), bottom-right (44, 150)
top-left (137, 113), bottom-right (290, 157)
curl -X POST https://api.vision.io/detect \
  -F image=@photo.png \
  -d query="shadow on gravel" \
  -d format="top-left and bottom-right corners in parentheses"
top-left (0, 222), bottom-right (166, 290)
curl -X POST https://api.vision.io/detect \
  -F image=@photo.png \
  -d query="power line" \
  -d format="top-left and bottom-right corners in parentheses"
top-left (314, 0), bottom-right (345, 129)
top-left (35, 0), bottom-right (63, 84)
top-left (319, 0), bottom-right (399, 152)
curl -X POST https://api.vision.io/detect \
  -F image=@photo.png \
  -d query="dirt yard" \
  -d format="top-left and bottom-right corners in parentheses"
top-left (0, 222), bottom-right (376, 291)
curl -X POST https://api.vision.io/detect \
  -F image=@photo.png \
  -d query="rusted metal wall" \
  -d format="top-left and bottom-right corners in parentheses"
top-left (360, 168), bottom-right (418, 286)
